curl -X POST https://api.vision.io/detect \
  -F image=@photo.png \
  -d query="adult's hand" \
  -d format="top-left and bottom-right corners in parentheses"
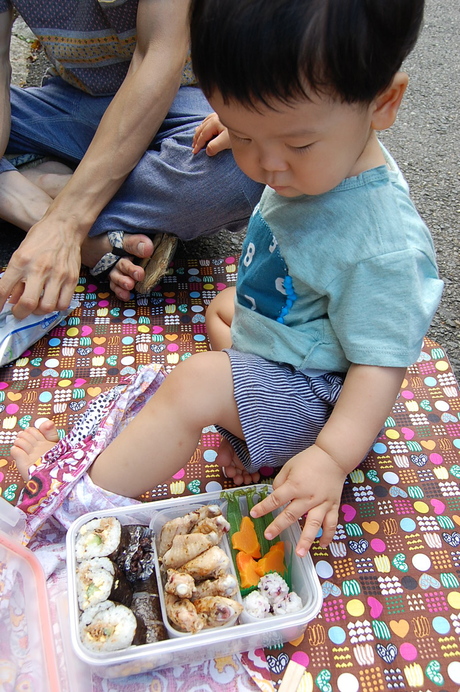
top-left (0, 219), bottom-right (81, 318)
top-left (0, 10), bottom-right (79, 318)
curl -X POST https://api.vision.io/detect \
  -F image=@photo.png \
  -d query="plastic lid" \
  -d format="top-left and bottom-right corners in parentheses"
top-left (0, 528), bottom-right (61, 692)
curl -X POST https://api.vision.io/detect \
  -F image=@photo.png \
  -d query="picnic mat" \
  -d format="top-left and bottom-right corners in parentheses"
top-left (1, 257), bottom-right (460, 692)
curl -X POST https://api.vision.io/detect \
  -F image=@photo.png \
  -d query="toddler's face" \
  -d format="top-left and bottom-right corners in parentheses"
top-left (208, 91), bottom-right (383, 197)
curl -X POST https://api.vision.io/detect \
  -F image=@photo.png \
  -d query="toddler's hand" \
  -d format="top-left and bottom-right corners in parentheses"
top-left (192, 113), bottom-right (231, 156)
top-left (250, 445), bottom-right (347, 557)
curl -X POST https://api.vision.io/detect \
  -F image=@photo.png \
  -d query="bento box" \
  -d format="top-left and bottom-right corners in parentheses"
top-left (66, 485), bottom-right (323, 678)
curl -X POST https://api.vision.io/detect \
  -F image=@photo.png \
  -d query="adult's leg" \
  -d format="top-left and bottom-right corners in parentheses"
top-left (89, 86), bottom-right (264, 239)
top-left (7, 78), bottom-right (110, 162)
top-left (8, 80), bottom-right (263, 238)
top-left (3, 78), bottom-right (155, 294)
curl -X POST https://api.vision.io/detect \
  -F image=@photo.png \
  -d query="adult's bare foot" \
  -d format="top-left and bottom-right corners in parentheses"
top-left (11, 420), bottom-right (60, 481)
top-left (81, 233), bottom-right (155, 301)
top-left (216, 437), bottom-right (260, 486)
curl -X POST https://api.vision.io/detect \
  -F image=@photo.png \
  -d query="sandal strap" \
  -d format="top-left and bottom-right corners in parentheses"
top-left (90, 230), bottom-right (126, 277)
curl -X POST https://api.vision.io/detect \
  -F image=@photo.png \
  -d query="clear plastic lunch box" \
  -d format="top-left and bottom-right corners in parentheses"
top-left (66, 485), bottom-right (323, 678)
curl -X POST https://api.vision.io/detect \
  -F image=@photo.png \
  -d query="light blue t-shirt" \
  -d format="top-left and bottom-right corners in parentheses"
top-left (231, 150), bottom-right (443, 373)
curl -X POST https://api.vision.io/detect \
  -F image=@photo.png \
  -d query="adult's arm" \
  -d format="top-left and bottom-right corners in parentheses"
top-left (0, 0), bottom-right (190, 318)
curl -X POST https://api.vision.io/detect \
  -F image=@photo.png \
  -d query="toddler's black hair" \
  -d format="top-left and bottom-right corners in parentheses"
top-left (190, 0), bottom-right (424, 107)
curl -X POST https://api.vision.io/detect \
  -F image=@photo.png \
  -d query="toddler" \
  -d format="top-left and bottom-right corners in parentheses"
top-left (13, 0), bottom-right (443, 557)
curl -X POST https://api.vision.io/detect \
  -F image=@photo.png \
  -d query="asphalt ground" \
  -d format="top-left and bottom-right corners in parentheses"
top-left (1, 0), bottom-right (459, 377)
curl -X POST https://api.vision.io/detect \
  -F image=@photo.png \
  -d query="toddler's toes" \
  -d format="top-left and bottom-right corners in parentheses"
top-left (12, 428), bottom-right (37, 452)
top-left (11, 419), bottom-right (60, 481)
top-left (38, 419), bottom-right (60, 443)
top-left (243, 469), bottom-right (260, 485)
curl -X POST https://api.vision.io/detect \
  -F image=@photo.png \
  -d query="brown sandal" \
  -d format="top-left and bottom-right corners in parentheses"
top-left (134, 233), bottom-right (178, 294)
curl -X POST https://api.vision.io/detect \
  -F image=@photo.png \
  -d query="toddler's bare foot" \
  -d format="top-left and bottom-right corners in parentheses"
top-left (11, 420), bottom-right (60, 481)
top-left (216, 437), bottom-right (260, 486)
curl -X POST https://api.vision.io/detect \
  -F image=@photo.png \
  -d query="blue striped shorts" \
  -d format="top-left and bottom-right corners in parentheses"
top-left (216, 349), bottom-right (344, 473)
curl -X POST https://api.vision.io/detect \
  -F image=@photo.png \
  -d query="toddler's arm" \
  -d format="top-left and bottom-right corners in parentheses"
top-left (250, 364), bottom-right (405, 556)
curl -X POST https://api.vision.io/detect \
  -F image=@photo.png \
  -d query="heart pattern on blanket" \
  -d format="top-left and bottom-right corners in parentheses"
top-left (419, 573), bottom-right (441, 589)
top-left (392, 553), bottom-right (409, 572)
top-left (266, 652), bottom-right (289, 675)
top-left (389, 619), bottom-right (409, 638)
top-left (425, 660), bottom-right (444, 686)
top-left (367, 597), bottom-right (383, 619)
top-left (348, 539), bottom-right (369, 554)
top-left (376, 643), bottom-right (398, 664)
top-left (410, 453), bottom-right (428, 467)
top-left (389, 486), bottom-right (407, 498)
top-left (442, 531), bottom-right (460, 547)
top-left (69, 401), bottom-right (86, 412)
top-left (420, 439), bottom-right (436, 450)
top-left (315, 670), bottom-right (332, 692)
top-left (362, 521), bottom-right (379, 534)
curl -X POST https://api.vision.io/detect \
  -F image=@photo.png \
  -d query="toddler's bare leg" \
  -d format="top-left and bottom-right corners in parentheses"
top-left (205, 287), bottom-right (235, 351)
top-left (90, 351), bottom-right (242, 497)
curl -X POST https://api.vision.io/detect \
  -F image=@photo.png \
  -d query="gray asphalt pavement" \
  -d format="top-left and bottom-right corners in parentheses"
top-left (1, 0), bottom-right (459, 376)
top-left (379, 0), bottom-right (460, 377)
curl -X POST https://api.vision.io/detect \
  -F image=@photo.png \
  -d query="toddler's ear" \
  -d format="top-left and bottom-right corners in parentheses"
top-left (371, 73), bottom-right (408, 131)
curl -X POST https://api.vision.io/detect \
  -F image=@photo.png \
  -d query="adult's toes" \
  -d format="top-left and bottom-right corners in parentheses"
top-left (113, 257), bottom-right (144, 283)
top-left (109, 269), bottom-right (136, 302)
top-left (121, 233), bottom-right (155, 260)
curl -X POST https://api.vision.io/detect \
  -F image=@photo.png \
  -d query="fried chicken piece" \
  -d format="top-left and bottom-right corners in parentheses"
top-left (161, 532), bottom-right (220, 570)
top-left (158, 505), bottom-right (222, 557)
top-left (191, 515), bottom-right (230, 538)
top-left (164, 593), bottom-right (205, 634)
top-left (179, 545), bottom-right (230, 580)
top-left (158, 515), bottom-right (198, 557)
top-left (191, 574), bottom-right (238, 600)
top-left (165, 569), bottom-right (196, 599)
top-left (194, 596), bottom-right (243, 628)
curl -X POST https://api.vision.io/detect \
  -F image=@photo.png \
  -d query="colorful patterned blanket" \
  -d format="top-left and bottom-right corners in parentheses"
top-left (1, 259), bottom-right (460, 691)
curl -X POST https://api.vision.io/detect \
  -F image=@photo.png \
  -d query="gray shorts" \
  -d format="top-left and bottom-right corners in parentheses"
top-left (217, 349), bottom-right (344, 473)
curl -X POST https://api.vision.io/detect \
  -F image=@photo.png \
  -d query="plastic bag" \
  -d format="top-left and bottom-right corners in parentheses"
top-left (0, 300), bottom-right (79, 367)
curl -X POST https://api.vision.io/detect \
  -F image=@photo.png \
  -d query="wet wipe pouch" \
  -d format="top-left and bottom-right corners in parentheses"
top-left (0, 300), bottom-right (78, 367)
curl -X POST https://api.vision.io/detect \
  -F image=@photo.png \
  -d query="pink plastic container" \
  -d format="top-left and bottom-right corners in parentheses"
top-left (0, 499), bottom-right (61, 692)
